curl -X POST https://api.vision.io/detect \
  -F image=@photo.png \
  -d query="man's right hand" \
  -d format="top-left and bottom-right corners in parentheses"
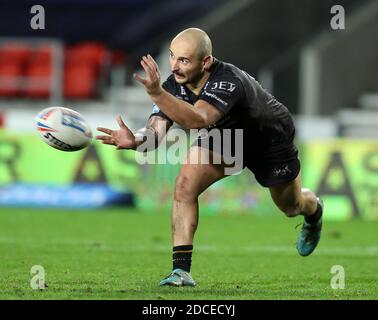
top-left (96, 115), bottom-right (137, 150)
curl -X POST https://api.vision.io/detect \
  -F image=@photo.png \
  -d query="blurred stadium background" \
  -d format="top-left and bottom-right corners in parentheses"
top-left (0, 0), bottom-right (377, 299)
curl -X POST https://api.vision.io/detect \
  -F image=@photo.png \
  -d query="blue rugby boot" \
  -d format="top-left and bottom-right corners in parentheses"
top-left (159, 269), bottom-right (196, 287)
top-left (296, 198), bottom-right (324, 257)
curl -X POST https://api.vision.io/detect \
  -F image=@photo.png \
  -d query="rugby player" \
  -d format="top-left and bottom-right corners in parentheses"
top-left (96, 28), bottom-right (324, 287)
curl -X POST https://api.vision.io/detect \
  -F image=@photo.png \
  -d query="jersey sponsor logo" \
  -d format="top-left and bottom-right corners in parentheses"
top-left (210, 81), bottom-right (236, 93)
top-left (203, 91), bottom-right (228, 106)
top-left (176, 95), bottom-right (190, 102)
top-left (151, 104), bottom-right (160, 114)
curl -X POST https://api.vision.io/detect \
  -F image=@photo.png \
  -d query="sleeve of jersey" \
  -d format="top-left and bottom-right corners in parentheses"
top-left (199, 78), bottom-right (243, 115)
top-left (148, 79), bottom-right (174, 124)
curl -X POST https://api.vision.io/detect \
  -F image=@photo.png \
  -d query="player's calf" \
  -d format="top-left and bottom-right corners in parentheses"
top-left (278, 201), bottom-right (302, 218)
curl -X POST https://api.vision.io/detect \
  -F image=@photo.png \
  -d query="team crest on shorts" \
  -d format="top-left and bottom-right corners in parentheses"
top-left (272, 164), bottom-right (292, 177)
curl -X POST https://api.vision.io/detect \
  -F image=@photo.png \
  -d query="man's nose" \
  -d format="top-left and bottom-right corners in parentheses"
top-left (170, 59), bottom-right (179, 72)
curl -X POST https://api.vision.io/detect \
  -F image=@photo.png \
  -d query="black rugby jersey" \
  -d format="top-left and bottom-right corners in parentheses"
top-left (150, 58), bottom-right (295, 148)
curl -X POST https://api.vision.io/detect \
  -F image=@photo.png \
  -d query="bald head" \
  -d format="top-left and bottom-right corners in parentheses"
top-left (169, 28), bottom-right (213, 86)
top-left (171, 28), bottom-right (212, 60)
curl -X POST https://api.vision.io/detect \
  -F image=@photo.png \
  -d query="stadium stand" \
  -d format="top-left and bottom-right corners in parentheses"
top-left (0, 40), bottom-right (112, 100)
top-left (64, 42), bottom-right (110, 99)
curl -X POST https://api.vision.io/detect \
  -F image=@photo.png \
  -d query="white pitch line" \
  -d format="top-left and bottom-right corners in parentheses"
top-left (1, 237), bottom-right (378, 257)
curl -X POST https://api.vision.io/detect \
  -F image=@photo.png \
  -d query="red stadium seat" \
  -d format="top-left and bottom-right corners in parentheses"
top-left (21, 45), bottom-right (55, 98)
top-left (32, 44), bottom-right (53, 65)
top-left (64, 64), bottom-right (96, 99)
top-left (67, 42), bottom-right (106, 65)
top-left (24, 61), bottom-right (52, 98)
top-left (63, 42), bottom-right (109, 99)
top-left (0, 43), bottom-right (54, 98)
top-left (64, 42), bottom-right (108, 76)
top-left (0, 41), bottom-right (112, 99)
top-left (0, 62), bottom-right (22, 97)
top-left (0, 42), bottom-right (32, 64)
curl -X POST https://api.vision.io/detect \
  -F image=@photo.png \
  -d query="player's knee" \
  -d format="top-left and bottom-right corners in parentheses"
top-left (301, 188), bottom-right (315, 198)
top-left (279, 202), bottom-right (302, 218)
top-left (174, 175), bottom-right (198, 202)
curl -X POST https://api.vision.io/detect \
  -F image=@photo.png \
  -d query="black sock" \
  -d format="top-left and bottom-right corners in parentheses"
top-left (305, 200), bottom-right (323, 224)
top-left (172, 245), bottom-right (193, 272)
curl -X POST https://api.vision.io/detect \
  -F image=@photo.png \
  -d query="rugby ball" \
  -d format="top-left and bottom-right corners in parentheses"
top-left (35, 106), bottom-right (92, 151)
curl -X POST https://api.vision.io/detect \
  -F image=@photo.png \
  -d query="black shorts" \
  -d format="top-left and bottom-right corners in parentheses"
top-left (244, 143), bottom-right (300, 187)
top-left (194, 128), bottom-right (300, 188)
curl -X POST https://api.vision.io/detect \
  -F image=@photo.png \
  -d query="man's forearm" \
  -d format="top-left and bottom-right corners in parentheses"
top-left (133, 114), bottom-right (171, 151)
top-left (150, 90), bottom-right (206, 129)
top-left (134, 126), bottom-right (160, 151)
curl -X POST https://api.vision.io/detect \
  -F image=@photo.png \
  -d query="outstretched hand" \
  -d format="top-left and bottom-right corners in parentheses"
top-left (96, 115), bottom-right (136, 150)
top-left (133, 54), bottom-right (162, 96)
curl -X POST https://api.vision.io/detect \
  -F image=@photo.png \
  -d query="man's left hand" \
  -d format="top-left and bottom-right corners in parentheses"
top-left (134, 54), bottom-right (163, 96)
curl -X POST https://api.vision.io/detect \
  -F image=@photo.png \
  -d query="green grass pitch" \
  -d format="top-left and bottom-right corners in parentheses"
top-left (0, 207), bottom-right (377, 300)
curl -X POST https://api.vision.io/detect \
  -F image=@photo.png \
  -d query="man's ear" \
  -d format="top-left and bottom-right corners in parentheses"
top-left (203, 55), bottom-right (213, 70)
